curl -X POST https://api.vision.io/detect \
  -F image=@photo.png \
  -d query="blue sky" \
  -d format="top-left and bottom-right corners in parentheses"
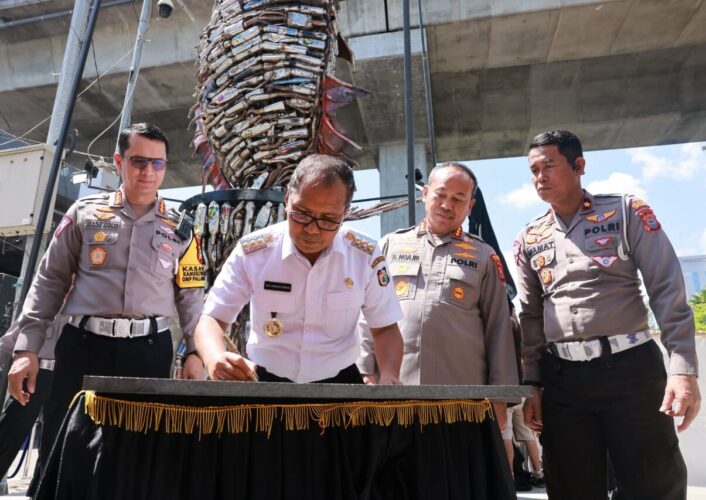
top-left (163, 141), bottom-right (706, 274)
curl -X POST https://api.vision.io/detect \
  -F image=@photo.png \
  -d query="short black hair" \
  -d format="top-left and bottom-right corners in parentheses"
top-left (288, 154), bottom-right (356, 207)
top-left (429, 162), bottom-right (478, 199)
top-left (117, 123), bottom-right (169, 157)
top-left (529, 130), bottom-right (583, 169)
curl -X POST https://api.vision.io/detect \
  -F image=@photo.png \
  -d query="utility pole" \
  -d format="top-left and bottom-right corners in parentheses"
top-left (115, 0), bottom-right (153, 151)
top-left (17, 0), bottom-right (101, 312)
top-left (402, 0), bottom-right (416, 226)
top-left (14, 0), bottom-right (93, 318)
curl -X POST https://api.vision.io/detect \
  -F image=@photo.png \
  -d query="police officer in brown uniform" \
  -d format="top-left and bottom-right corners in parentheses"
top-left (358, 162), bottom-right (518, 428)
top-left (7, 123), bottom-right (205, 479)
top-left (516, 130), bottom-right (701, 499)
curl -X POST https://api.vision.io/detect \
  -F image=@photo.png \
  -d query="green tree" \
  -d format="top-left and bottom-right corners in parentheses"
top-left (688, 289), bottom-right (706, 307)
top-left (693, 303), bottom-right (706, 333)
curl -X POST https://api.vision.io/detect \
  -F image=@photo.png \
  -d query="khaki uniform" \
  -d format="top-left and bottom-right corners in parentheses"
top-left (14, 188), bottom-right (205, 355)
top-left (515, 191), bottom-right (697, 382)
top-left (515, 190), bottom-right (695, 499)
top-left (358, 222), bottom-right (517, 386)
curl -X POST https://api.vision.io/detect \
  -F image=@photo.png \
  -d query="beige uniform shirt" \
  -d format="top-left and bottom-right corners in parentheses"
top-left (515, 191), bottom-right (697, 383)
top-left (358, 222), bottom-right (518, 386)
top-left (14, 188), bottom-right (205, 355)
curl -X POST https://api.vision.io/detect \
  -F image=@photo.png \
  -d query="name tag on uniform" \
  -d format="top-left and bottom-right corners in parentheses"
top-left (264, 281), bottom-right (292, 292)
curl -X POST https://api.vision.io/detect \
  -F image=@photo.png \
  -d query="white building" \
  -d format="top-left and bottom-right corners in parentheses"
top-left (679, 255), bottom-right (706, 300)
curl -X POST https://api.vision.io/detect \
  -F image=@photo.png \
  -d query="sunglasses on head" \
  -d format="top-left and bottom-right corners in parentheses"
top-left (127, 156), bottom-right (167, 171)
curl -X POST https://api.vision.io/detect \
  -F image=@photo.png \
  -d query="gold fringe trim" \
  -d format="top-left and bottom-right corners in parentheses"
top-left (83, 391), bottom-right (492, 438)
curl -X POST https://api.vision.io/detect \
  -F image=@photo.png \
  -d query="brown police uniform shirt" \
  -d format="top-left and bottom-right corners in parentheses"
top-left (515, 191), bottom-right (697, 383)
top-left (358, 221), bottom-right (518, 386)
top-left (14, 188), bottom-right (205, 355)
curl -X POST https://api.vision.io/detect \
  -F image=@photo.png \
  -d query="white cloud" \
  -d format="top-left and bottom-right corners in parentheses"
top-left (586, 172), bottom-right (648, 200)
top-left (630, 143), bottom-right (704, 181)
top-left (700, 229), bottom-right (706, 254)
top-left (498, 183), bottom-right (542, 210)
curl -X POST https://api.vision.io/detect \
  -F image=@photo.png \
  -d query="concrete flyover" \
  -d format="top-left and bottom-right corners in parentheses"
top-left (0, 0), bottom-right (704, 198)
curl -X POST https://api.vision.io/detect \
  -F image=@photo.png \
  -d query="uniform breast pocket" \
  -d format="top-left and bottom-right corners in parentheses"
top-left (583, 235), bottom-right (623, 273)
top-left (151, 235), bottom-right (179, 277)
top-left (325, 290), bottom-right (365, 337)
top-left (389, 261), bottom-right (420, 300)
top-left (85, 230), bottom-right (119, 269)
top-left (584, 235), bottom-right (619, 253)
top-left (531, 249), bottom-right (556, 291)
top-left (441, 265), bottom-right (479, 311)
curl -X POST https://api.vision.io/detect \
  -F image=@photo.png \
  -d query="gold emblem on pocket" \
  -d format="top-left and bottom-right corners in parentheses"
top-left (89, 246), bottom-right (107, 267)
top-left (395, 279), bottom-right (409, 297)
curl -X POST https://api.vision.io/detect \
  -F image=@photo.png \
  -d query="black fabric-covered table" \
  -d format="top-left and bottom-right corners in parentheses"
top-left (36, 378), bottom-right (526, 500)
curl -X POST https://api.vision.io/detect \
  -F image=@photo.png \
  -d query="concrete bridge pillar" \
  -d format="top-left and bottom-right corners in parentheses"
top-left (378, 142), bottom-right (428, 236)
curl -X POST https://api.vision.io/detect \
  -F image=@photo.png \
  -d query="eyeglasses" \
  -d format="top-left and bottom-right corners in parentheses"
top-left (127, 156), bottom-right (167, 171)
top-left (288, 210), bottom-right (342, 231)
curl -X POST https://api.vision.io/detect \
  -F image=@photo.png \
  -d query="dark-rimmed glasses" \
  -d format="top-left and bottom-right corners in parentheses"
top-left (128, 156), bottom-right (167, 171)
top-left (289, 209), bottom-right (342, 231)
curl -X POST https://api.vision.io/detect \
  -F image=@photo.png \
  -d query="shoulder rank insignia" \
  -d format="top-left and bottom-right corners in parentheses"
top-left (110, 190), bottom-right (124, 207)
top-left (241, 233), bottom-right (275, 255)
top-left (345, 230), bottom-right (375, 255)
top-left (585, 209), bottom-right (617, 224)
top-left (581, 197), bottom-right (593, 211)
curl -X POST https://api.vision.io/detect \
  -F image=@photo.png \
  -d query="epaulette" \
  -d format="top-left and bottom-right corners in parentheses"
top-left (80, 192), bottom-right (111, 205)
top-left (525, 208), bottom-right (552, 228)
top-left (344, 229), bottom-right (376, 255)
top-left (159, 207), bottom-right (181, 226)
top-left (240, 231), bottom-right (276, 255)
top-left (463, 232), bottom-right (485, 243)
top-left (592, 193), bottom-right (623, 199)
top-left (391, 225), bottom-right (415, 235)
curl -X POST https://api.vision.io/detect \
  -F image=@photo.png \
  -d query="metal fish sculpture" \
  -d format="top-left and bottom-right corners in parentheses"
top-left (192, 0), bottom-right (367, 193)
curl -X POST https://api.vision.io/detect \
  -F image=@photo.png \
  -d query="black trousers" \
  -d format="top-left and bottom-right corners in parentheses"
top-left (33, 324), bottom-right (173, 488)
top-left (256, 363), bottom-right (364, 384)
top-left (540, 340), bottom-right (687, 500)
top-left (0, 368), bottom-right (53, 479)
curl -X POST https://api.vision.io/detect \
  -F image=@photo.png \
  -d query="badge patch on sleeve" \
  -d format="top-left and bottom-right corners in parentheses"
top-left (54, 215), bottom-right (73, 238)
top-left (377, 267), bottom-right (390, 286)
top-left (513, 240), bottom-right (521, 265)
top-left (638, 210), bottom-right (661, 232)
top-left (490, 254), bottom-right (506, 284)
top-left (371, 255), bottom-right (385, 269)
top-left (591, 255), bottom-right (618, 268)
top-left (176, 238), bottom-right (205, 288)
